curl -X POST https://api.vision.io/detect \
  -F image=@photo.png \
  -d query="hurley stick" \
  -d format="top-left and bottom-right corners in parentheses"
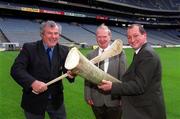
top-left (32, 39), bottom-right (123, 94)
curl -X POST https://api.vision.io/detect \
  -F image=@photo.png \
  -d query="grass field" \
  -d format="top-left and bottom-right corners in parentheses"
top-left (0, 47), bottom-right (180, 119)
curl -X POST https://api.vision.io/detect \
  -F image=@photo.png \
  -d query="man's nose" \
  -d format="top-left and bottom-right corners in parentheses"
top-left (51, 33), bottom-right (57, 38)
top-left (130, 37), bottom-right (135, 42)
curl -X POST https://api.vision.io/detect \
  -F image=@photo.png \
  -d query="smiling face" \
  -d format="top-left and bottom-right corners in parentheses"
top-left (40, 21), bottom-right (60, 48)
top-left (96, 26), bottom-right (111, 49)
top-left (127, 25), bottom-right (147, 50)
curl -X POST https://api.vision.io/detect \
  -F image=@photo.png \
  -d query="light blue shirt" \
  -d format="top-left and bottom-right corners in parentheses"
top-left (43, 43), bottom-right (54, 60)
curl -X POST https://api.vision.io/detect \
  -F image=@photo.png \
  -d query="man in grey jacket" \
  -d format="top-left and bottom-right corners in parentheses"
top-left (84, 24), bottom-right (127, 119)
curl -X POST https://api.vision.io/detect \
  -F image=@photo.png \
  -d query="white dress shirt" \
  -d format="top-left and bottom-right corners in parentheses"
top-left (98, 46), bottom-right (110, 73)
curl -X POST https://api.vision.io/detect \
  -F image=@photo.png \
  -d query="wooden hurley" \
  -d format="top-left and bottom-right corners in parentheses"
top-left (65, 39), bottom-right (123, 84)
top-left (91, 39), bottom-right (123, 64)
top-left (32, 39), bottom-right (123, 94)
top-left (32, 73), bottom-right (68, 94)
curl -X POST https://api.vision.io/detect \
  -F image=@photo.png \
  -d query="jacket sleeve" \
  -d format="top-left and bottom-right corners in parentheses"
top-left (118, 50), bottom-right (127, 80)
top-left (112, 52), bottom-right (158, 96)
top-left (10, 43), bottom-right (36, 91)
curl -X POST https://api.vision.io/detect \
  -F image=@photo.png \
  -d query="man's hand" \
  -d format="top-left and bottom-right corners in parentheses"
top-left (67, 70), bottom-right (76, 79)
top-left (98, 80), bottom-right (112, 91)
top-left (31, 80), bottom-right (48, 94)
top-left (87, 99), bottom-right (94, 106)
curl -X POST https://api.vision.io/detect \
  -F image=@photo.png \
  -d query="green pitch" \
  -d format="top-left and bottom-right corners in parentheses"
top-left (0, 47), bottom-right (180, 119)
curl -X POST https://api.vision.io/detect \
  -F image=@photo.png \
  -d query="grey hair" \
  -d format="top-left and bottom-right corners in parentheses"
top-left (96, 23), bottom-right (111, 36)
top-left (40, 20), bottom-right (62, 34)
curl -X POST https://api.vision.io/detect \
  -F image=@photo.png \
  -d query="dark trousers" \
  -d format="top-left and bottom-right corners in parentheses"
top-left (92, 105), bottom-right (122, 119)
top-left (24, 100), bottom-right (66, 119)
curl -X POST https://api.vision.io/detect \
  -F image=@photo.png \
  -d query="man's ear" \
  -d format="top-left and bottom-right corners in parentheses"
top-left (144, 32), bottom-right (147, 38)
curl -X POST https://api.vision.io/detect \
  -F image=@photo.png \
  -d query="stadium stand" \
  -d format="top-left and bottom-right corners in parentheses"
top-left (97, 0), bottom-right (180, 10)
top-left (0, 18), bottom-right (40, 46)
top-left (0, 18), bottom-right (74, 47)
top-left (60, 22), bottom-right (96, 46)
top-left (0, 0), bottom-right (179, 49)
top-left (148, 29), bottom-right (180, 45)
top-left (0, 17), bottom-right (179, 47)
top-left (109, 26), bottom-right (128, 44)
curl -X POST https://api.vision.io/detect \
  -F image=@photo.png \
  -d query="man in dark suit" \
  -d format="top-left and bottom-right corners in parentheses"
top-left (98, 24), bottom-right (166, 119)
top-left (11, 20), bottom-right (74, 119)
top-left (84, 24), bottom-right (127, 119)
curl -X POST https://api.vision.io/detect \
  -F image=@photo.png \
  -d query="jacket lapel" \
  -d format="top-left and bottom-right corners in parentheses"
top-left (51, 45), bottom-right (59, 70)
top-left (107, 56), bottom-right (115, 73)
top-left (124, 53), bottom-right (137, 75)
top-left (91, 48), bottom-right (99, 66)
top-left (125, 43), bottom-right (148, 75)
top-left (37, 40), bottom-right (51, 72)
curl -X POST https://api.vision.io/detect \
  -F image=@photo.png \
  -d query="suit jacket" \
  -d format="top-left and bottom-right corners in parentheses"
top-left (11, 40), bottom-right (74, 114)
top-left (112, 43), bottom-right (166, 119)
top-left (85, 48), bottom-right (127, 107)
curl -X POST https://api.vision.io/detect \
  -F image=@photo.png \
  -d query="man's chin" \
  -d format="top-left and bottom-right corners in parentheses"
top-left (100, 44), bottom-right (108, 49)
top-left (49, 42), bottom-right (58, 47)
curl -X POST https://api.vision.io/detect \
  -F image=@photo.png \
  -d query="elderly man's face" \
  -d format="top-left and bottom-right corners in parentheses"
top-left (41, 25), bottom-right (60, 48)
top-left (96, 28), bottom-right (111, 49)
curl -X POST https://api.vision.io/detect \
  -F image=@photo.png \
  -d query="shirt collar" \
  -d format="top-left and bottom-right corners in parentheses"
top-left (135, 47), bottom-right (141, 54)
top-left (43, 42), bottom-right (54, 51)
top-left (99, 45), bottom-right (110, 53)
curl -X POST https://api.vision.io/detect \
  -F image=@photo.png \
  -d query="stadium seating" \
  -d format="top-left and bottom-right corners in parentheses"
top-left (0, 18), bottom-right (41, 46)
top-left (0, 17), bottom-right (180, 47)
top-left (60, 22), bottom-right (97, 46)
top-left (0, 18), bottom-right (72, 46)
top-left (104, 0), bottom-right (180, 10)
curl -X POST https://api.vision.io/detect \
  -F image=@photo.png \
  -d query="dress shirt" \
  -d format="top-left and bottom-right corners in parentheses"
top-left (98, 45), bottom-right (110, 73)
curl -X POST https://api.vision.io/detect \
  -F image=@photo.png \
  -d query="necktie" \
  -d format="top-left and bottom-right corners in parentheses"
top-left (133, 53), bottom-right (137, 61)
top-left (99, 50), bottom-right (104, 70)
top-left (46, 48), bottom-right (52, 99)
top-left (46, 48), bottom-right (51, 67)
